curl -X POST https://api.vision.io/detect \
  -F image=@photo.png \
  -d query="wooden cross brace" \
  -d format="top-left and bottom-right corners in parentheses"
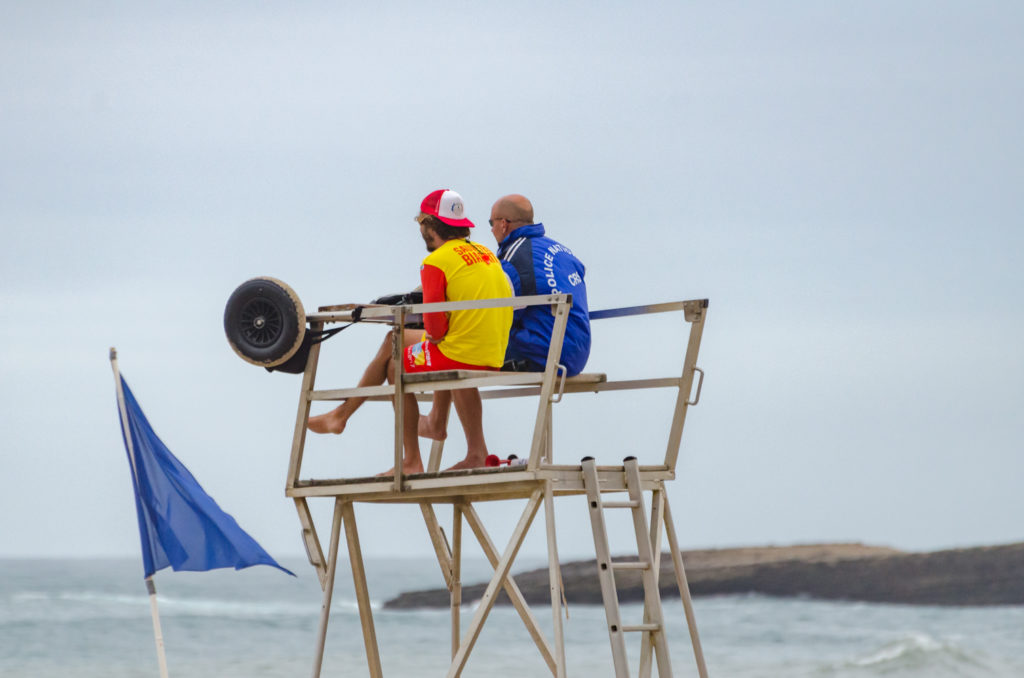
top-left (308, 487), bottom-right (568, 678)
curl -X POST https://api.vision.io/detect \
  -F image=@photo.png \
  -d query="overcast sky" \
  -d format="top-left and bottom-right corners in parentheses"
top-left (2, 1), bottom-right (1021, 563)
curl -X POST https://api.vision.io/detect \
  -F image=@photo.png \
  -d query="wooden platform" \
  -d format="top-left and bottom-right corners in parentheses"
top-left (289, 463), bottom-right (675, 503)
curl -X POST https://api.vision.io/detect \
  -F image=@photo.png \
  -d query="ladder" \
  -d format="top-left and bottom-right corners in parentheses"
top-left (583, 456), bottom-right (674, 678)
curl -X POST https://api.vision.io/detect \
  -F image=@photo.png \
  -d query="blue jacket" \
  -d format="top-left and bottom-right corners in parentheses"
top-left (497, 223), bottom-right (591, 376)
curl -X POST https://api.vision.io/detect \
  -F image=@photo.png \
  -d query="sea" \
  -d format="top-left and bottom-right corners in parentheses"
top-left (2, 557), bottom-right (1022, 678)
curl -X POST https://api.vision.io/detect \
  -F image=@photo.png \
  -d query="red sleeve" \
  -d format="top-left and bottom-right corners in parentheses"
top-left (420, 264), bottom-right (449, 340)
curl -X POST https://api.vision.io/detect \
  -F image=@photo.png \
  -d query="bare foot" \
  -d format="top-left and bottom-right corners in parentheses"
top-left (376, 459), bottom-right (425, 477)
top-left (307, 410), bottom-right (347, 435)
top-left (418, 413), bottom-right (447, 441)
top-left (444, 454), bottom-right (488, 471)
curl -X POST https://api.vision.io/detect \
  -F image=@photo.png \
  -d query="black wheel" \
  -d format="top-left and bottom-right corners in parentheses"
top-left (224, 277), bottom-right (306, 368)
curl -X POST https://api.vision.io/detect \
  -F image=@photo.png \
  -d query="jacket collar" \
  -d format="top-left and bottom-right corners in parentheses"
top-left (498, 223), bottom-right (545, 253)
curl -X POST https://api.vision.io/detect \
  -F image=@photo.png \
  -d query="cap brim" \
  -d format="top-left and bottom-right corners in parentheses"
top-left (436, 215), bottom-right (475, 228)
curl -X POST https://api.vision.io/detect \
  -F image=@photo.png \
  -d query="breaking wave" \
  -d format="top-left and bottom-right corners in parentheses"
top-left (847, 632), bottom-right (989, 673)
top-left (5, 590), bottom-right (379, 623)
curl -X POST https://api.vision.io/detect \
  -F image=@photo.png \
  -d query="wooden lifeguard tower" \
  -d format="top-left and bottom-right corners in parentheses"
top-left (282, 293), bottom-right (709, 678)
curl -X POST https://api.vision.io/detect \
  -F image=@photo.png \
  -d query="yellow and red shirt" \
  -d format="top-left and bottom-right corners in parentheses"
top-left (420, 239), bottom-right (513, 368)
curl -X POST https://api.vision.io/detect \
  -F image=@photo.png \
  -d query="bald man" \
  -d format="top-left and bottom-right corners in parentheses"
top-left (419, 195), bottom-right (591, 462)
top-left (488, 194), bottom-right (590, 375)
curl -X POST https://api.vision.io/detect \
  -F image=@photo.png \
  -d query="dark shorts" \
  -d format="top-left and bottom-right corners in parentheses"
top-left (501, 357), bottom-right (544, 373)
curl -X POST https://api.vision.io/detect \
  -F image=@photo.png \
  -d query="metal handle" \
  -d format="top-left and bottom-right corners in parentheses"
top-left (687, 366), bottom-right (704, 406)
top-left (549, 364), bottom-right (568, 403)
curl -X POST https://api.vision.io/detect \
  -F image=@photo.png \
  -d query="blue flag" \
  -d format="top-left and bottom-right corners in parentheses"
top-left (115, 375), bottom-right (294, 578)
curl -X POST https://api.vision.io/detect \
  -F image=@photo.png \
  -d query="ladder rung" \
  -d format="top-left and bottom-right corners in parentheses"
top-left (622, 623), bottom-right (661, 633)
top-left (611, 560), bottom-right (650, 570)
top-left (602, 500), bottom-right (640, 509)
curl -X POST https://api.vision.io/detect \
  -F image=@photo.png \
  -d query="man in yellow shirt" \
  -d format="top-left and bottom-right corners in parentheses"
top-left (308, 189), bottom-right (512, 475)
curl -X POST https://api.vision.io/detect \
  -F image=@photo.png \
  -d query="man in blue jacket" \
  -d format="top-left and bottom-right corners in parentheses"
top-left (419, 194), bottom-right (591, 461)
top-left (488, 194), bottom-right (591, 376)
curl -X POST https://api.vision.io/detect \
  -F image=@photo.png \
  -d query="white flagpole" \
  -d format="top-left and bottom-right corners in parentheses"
top-left (110, 348), bottom-right (171, 678)
top-left (145, 576), bottom-right (170, 678)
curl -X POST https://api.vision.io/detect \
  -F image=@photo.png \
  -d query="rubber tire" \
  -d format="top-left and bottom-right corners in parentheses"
top-left (224, 277), bottom-right (306, 368)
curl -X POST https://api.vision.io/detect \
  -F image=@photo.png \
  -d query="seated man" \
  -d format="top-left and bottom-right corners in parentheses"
top-left (307, 189), bottom-right (512, 476)
top-left (419, 194), bottom-right (591, 461)
top-left (490, 193), bottom-right (590, 376)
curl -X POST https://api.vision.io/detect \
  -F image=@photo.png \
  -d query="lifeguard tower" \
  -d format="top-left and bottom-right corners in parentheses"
top-left (226, 281), bottom-right (710, 678)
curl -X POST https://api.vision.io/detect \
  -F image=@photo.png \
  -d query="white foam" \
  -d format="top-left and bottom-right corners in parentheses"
top-left (11, 589), bottom-right (380, 618)
top-left (853, 632), bottom-right (947, 667)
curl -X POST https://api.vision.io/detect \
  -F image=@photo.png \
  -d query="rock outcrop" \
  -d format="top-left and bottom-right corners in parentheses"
top-left (384, 542), bottom-right (1024, 609)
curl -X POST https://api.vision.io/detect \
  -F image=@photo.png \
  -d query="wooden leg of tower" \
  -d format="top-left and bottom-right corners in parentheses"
top-left (286, 321), bottom-right (322, 493)
top-left (462, 502), bottom-right (557, 675)
top-left (543, 479), bottom-right (567, 678)
top-left (639, 488), bottom-right (666, 678)
top-left (342, 502), bottom-right (383, 678)
top-left (661, 490), bottom-right (709, 678)
top-left (295, 497), bottom-right (327, 591)
top-left (310, 499), bottom-right (343, 678)
top-left (450, 493), bottom-right (550, 678)
top-left (543, 402), bottom-right (553, 463)
top-left (418, 501), bottom-right (464, 659)
top-left (451, 504), bottom-right (463, 660)
top-left (420, 503), bottom-right (455, 588)
top-left (392, 315), bottom-right (406, 493)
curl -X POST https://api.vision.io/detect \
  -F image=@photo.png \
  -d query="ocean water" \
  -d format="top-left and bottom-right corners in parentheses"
top-left (2, 557), bottom-right (1023, 678)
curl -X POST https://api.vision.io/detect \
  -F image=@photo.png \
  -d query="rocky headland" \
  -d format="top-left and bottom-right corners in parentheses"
top-left (384, 542), bottom-right (1024, 609)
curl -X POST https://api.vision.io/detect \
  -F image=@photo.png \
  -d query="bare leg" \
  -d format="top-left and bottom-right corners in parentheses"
top-left (400, 391), bottom-right (425, 474)
top-left (419, 391), bottom-right (452, 440)
top-left (307, 332), bottom-right (392, 434)
top-left (308, 330), bottom-right (421, 436)
top-left (378, 345), bottom-right (424, 476)
top-left (445, 388), bottom-right (490, 470)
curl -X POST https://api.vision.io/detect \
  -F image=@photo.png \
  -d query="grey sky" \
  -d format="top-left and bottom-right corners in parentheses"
top-left (1, 2), bottom-right (1021, 561)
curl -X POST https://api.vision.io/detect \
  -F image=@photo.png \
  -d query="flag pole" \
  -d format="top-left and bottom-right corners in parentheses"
top-left (110, 348), bottom-right (171, 678)
top-left (145, 576), bottom-right (170, 678)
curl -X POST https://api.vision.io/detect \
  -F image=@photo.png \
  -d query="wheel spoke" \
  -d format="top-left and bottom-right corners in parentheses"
top-left (240, 299), bottom-right (283, 347)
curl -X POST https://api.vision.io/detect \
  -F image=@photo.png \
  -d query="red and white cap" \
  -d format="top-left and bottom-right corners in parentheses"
top-left (420, 189), bottom-right (475, 228)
